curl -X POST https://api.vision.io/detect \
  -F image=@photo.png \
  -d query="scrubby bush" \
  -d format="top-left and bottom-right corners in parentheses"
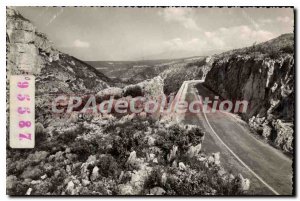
top-left (123, 85), bottom-right (143, 97)
top-left (144, 159), bottom-right (245, 195)
top-left (107, 117), bottom-right (150, 163)
top-left (55, 123), bottom-right (89, 145)
top-left (7, 181), bottom-right (29, 195)
top-left (6, 110), bottom-right (247, 195)
top-left (95, 155), bottom-right (121, 178)
top-left (269, 48), bottom-right (281, 59)
top-left (186, 58), bottom-right (206, 68)
top-left (155, 124), bottom-right (205, 162)
top-left (70, 140), bottom-right (99, 162)
top-left (56, 129), bottom-right (79, 145)
top-left (143, 166), bottom-right (164, 189)
top-left (281, 46), bottom-right (294, 54)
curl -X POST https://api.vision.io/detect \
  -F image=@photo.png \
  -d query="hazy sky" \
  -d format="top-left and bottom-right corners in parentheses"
top-left (15, 7), bottom-right (294, 61)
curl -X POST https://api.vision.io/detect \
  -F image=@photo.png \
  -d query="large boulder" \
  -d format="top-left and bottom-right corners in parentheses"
top-left (21, 166), bottom-right (42, 179)
top-left (272, 119), bottom-right (293, 153)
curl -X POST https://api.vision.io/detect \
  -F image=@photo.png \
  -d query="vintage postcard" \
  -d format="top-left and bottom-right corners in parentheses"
top-left (6, 6), bottom-right (295, 196)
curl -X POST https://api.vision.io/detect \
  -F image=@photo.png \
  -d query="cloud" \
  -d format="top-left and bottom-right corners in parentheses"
top-left (203, 25), bottom-right (275, 50)
top-left (159, 25), bottom-right (276, 57)
top-left (277, 16), bottom-right (293, 24)
top-left (258, 18), bottom-right (273, 25)
top-left (159, 8), bottom-right (200, 30)
top-left (276, 16), bottom-right (294, 33)
top-left (73, 39), bottom-right (90, 48)
top-left (241, 10), bottom-right (260, 30)
top-left (163, 37), bottom-right (205, 52)
top-left (46, 7), bottom-right (64, 26)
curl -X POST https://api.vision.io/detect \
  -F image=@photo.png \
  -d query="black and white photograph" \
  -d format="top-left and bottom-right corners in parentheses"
top-left (5, 6), bottom-right (295, 196)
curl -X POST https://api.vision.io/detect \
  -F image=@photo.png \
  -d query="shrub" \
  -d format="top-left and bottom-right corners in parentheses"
top-left (144, 164), bottom-right (245, 195)
top-left (143, 166), bottom-right (164, 190)
top-left (55, 123), bottom-right (89, 145)
top-left (155, 124), bottom-right (205, 162)
top-left (187, 59), bottom-right (206, 68)
top-left (123, 85), bottom-right (144, 97)
top-left (186, 126), bottom-right (205, 145)
top-left (95, 154), bottom-right (121, 179)
top-left (268, 48), bottom-right (280, 59)
top-left (70, 140), bottom-right (99, 162)
top-left (108, 119), bottom-right (148, 162)
top-left (7, 181), bottom-right (29, 195)
top-left (280, 46), bottom-right (294, 54)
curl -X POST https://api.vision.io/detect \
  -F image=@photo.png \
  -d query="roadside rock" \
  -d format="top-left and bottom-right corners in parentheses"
top-left (25, 188), bottom-right (32, 195)
top-left (6, 175), bottom-right (17, 190)
top-left (118, 184), bottom-right (134, 195)
top-left (90, 166), bottom-right (99, 181)
top-left (66, 181), bottom-right (75, 195)
top-left (161, 172), bottom-right (167, 186)
top-left (178, 162), bottom-right (186, 171)
top-left (237, 174), bottom-right (250, 191)
top-left (82, 179), bottom-right (90, 187)
top-left (262, 124), bottom-right (272, 139)
top-left (213, 152), bottom-right (220, 165)
top-left (146, 136), bottom-right (155, 146)
top-left (86, 155), bottom-right (97, 165)
top-left (167, 145), bottom-right (178, 162)
top-left (27, 151), bottom-right (49, 164)
top-left (21, 166), bottom-right (42, 179)
top-left (126, 151), bottom-right (143, 169)
top-left (272, 119), bottom-right (293, 153)
top-left (150, 187), bottom-right (166, 195)
top-left (186, 143), bottom-right (202, 158)
top-left (118, 164), bottom-right (152, 195)
top-left (40, 174), bottom-right (47, 180)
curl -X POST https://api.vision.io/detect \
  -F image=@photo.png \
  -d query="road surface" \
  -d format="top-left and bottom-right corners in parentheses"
top-left (175, 80), bottom-right (293, 195)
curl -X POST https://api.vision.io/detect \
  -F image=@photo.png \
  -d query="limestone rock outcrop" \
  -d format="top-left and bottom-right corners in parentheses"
top-left (6, 7), bottom-right (110, 96)
top-left (204, 34), bottom-right (294, 153)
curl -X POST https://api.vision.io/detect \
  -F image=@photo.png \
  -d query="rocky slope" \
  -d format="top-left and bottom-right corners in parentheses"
top-left (7, 7), bottom-right (111, 125)
top-left (7, 113), bottom-right (250, 195)
top-left (7, 7), bottom-right (110, 97)
top-left (203, 34), bottom-right (294, 154)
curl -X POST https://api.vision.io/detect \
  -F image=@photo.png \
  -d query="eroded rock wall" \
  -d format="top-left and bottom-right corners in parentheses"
top-left (204, 51), bottom-right (294, 153)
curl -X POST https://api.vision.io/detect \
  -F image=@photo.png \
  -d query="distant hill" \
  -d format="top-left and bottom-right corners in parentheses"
top-left (215, 33), bottom-right (294, 59)
top-left (85, 56), bottom-right (206, 84)
top-left (85, 59), bottom-right (172, 79)
top-left (139, 49), bottom-right (225, 60)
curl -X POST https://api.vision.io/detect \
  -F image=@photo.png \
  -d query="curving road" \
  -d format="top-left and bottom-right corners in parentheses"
top-left (175, 80), bottom-right (293, 195)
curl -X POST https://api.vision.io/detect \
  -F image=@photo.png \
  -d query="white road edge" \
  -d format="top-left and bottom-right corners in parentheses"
top-left (178, 80), bottom-right (280, 195)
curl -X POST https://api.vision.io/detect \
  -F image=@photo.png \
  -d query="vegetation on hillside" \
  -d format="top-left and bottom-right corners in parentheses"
top-left (7, 114), bottom-right (250, 195)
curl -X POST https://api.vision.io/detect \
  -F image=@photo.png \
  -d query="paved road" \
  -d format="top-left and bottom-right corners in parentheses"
top-left (176, 81), bottom-right (293, 195)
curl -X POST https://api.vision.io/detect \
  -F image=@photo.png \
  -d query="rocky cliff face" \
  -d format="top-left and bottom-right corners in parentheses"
top-left (7, 7), bottom-right (110, 97)
top-left (204, 34), bottom-right (294, 154)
